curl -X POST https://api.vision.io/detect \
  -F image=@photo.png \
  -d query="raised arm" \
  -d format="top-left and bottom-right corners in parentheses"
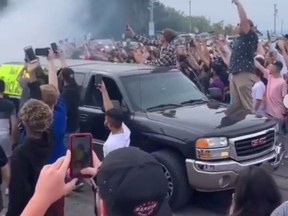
top-left (254, 57), bottom-right (269, 78)
top-left (232, 0), bottom-right (250, 34)
top-left (47, 49), bottom-right (59, 92)
top-left (98, 82), bottom-right (113, 112)
top-left (126, 25), bottom-right (159, 47)
top-left (58, 50), bottom-right (68, 68)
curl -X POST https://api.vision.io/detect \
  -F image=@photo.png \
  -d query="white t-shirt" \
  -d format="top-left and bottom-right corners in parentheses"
top-left (252, 81), bottom-right (266, 114)
top-left (103, 123), bottom-right (131, 157)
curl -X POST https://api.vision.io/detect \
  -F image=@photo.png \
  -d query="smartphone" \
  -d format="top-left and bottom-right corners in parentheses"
top-left (94, 74), bottom-right (103, 86)
top-left (51, 42), bottom-right (58, 53)
top-left (35, 48), bottom-right (49, 57)
top-left (69, 133), bottom-right (93, 178)
top-left (24, 46), bottom-right (37, 63)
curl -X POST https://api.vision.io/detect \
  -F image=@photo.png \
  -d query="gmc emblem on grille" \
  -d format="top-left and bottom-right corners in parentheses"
top-left (251, 137), bottom-right (266, 147)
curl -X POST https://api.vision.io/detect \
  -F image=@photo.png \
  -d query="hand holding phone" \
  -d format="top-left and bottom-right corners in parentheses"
top-left (51, 42), bottom-right (58, 53)
top-left (35, 48), bottom-right (50, 57)
top-left (69, 133), bottom-right (93, 178)
top-left (94, 74), bottom-right (103, 87)
top-left (24, 46), bottom-right (37, 63)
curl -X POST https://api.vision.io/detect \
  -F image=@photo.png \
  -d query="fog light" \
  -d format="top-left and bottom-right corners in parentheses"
top-left (218, 175), bottom-right (231, 188)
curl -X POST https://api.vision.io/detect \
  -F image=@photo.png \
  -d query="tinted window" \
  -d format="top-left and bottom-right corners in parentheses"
top-left (121, 72), bottom-right (207, 110)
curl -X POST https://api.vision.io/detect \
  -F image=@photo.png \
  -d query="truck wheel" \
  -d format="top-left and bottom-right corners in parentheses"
top-left (152, 150), bottom-right (192, 210)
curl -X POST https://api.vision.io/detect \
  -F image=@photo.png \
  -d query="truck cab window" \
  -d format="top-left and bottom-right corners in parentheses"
top-left (102, 77), bottom-right (123, 108)
top-left (84, 76), bottom-right (103, 108)
top-left (84, 76), bottom-right (123, 109)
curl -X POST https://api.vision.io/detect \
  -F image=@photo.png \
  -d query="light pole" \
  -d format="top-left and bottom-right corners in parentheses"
top-left (189, 0), bottom-right (192, 33)
top-left (149, 0), bottom-right (155, 36)
top-left (273, 4), bottom-right (277, 34)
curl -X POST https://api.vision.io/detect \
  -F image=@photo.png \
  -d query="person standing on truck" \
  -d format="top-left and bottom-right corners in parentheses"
top-left (97, 82), bottom-right (131, 157)
top-left (0, 79), bottom-right (17, 196)
top-left (229, 0), bottom-right (258, 112)
top-left (126, 25), bottom-right (177, 67)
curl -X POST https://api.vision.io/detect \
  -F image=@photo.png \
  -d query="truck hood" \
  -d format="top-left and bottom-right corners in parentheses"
top-left (146, 103), bottom-right (276, 137)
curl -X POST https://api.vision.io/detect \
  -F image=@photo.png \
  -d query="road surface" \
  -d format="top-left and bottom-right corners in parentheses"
top-left (2, 152), bottom-right (288, 216)
top-left (64, 157), bottom-right (288, 216)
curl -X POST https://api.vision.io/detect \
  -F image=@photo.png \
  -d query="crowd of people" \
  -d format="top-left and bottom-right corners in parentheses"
top-left (0, 0), bottom-right (288, 216)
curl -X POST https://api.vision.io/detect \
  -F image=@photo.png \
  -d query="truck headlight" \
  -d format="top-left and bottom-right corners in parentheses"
top-left (196, 137), bottom-right (228, 149)
top-left (196, 137), bottom-right (229, 160)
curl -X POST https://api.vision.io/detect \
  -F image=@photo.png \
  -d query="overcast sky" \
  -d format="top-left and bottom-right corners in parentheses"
top-left (159, 0), bottom-right (287, 32)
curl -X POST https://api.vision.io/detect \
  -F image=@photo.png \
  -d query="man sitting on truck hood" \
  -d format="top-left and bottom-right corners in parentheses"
top-left (97, 82), bottom-right (130, 157)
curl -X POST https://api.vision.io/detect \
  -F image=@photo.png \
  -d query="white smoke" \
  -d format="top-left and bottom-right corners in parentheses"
top-left (0, 0), bottom-right (89, 63)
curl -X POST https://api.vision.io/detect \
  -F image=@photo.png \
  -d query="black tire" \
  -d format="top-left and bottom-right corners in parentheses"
top-left (152, 150), bottom-right (192, 210)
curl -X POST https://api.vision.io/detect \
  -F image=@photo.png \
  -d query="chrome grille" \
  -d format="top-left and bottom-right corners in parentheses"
top-left (234, 130), bottom-right (275, 157)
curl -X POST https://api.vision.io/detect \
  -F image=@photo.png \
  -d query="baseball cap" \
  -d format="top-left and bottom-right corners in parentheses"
top-left (61, 67), bottom-right (75, 81)
top-left (96, 147), bottom-right (172, 216)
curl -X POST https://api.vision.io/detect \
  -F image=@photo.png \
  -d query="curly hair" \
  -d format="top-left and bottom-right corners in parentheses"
top-left (19, 99), bottom-right (53, 133)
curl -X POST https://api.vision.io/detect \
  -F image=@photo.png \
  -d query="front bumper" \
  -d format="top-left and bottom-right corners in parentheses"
top-left (186, 143), bottom-right (284, 192)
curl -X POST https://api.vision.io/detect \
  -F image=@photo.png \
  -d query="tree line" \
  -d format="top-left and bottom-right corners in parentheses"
top-left (0, 0), bottom-right (235, 38)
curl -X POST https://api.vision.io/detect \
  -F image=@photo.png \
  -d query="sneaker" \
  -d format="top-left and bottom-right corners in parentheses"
top-left (5, 188), bottom-right (8, 196)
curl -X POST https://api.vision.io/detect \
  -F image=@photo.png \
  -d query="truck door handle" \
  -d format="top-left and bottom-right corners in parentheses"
top-left (80, 114), bottom-right (88, 121)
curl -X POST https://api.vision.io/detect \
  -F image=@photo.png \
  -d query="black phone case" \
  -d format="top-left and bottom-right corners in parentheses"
top-left (35, 48), bottom-right (49, 57)
top-left (94, 75), bottom-right (103, 86)
top-left (24, 48), bottom-right (37, 62)
top-left (51, 43), bottom-right (58, 53)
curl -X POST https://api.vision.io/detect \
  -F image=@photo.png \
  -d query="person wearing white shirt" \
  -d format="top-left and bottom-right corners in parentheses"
top-left (97, 81), bottom-right (131, 157)
top-left (253, 57), bottom-right (267, 114)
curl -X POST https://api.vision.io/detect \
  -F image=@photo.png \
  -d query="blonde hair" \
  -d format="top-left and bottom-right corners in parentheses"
top-left (19, 99), bottom-right (53, 133)
top-left (40, 84), bottom-right (60, 109)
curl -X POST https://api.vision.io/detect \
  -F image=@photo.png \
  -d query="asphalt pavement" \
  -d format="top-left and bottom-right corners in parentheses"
top-left (2, 149), bottom-right (288, 216)
top-left (63, 157), bottom-right (288, 216)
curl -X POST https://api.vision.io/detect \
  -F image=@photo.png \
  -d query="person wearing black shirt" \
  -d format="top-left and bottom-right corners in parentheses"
top-left (7, 99), bottom-right (54, 216)
top-left (60, 67), bottom-right (80, 148)
top-left (229, 0), bottom-right (258, 112)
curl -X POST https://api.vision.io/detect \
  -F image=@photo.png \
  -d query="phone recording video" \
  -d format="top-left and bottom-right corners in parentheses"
top-left (35, 48), bottom-right (50, 57)
top-left (69, 133), bottom-right (93, 178)
top-left (51, 42), bottom-right (58, 53)
top-left (24, 46), bottom-right (37, 63)
top-left (94, 74), bottom-right (103, 86)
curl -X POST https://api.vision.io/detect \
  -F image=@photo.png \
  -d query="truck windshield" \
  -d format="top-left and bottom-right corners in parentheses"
top-left (121, 71), bottom-right (208, 111)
